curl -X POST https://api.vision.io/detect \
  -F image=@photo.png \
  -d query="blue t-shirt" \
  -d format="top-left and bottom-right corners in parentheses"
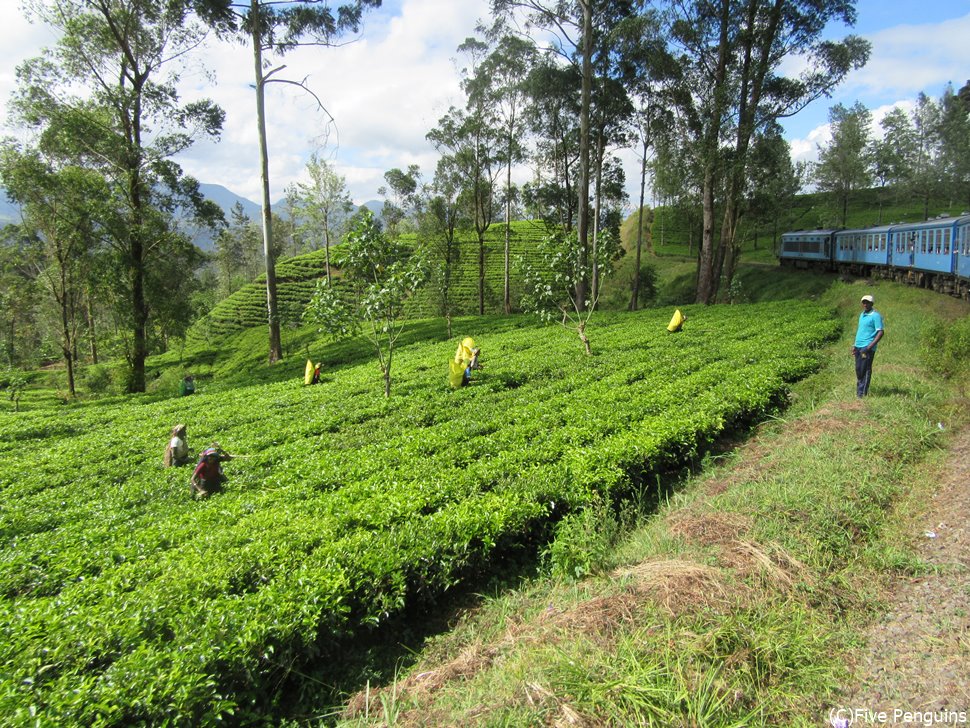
top-left (854, 310), bottom-right (883, 349)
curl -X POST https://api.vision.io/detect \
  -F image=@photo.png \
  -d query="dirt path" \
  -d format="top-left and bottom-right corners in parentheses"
top-left (834, 426), bottom-right (970, 724)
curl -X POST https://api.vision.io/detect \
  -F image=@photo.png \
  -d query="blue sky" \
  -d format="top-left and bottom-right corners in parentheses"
top-left (1, 0), bottom-right (968, 210)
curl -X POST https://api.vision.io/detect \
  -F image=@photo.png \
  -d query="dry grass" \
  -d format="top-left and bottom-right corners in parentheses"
top-left (668, 510), bottom-right (752, 546)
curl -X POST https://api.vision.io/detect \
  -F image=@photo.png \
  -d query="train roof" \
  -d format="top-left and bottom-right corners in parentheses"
top-left (888, 215), bottom-right (970, 231)
top-left (781, 229), bottom-right (837, 236)
top-left (837, 224), bottom-right (896, 234)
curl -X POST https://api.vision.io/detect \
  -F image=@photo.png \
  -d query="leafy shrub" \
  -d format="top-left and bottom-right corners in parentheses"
top-left (82, 363), bottom-right (122, 395)
top-left (543, 500), bottom-right (622, 580)
top-left (919, 314), bottom-right (970, 379)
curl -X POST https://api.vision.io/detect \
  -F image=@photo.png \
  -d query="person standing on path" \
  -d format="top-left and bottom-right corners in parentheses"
top-left (851, 294), bottom-right (884, 398)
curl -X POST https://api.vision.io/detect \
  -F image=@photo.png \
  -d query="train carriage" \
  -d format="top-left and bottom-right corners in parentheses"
top-left (888, 216), bottom-right (968, 294)
top-left (778, 214), bottom-right (970, 301)
top-left (834, 224), bottom-right (892, 276)
top-left (778, 229), bottom-right (836, 270)
top-left (956, 217), bottom-right (970, 299)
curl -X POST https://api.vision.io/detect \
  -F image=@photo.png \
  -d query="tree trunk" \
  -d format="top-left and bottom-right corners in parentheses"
top-left (629, 136), bottom-right (649, 311)
top-left (696, 169), bottom-right (717, 304)
top-left (87, 290), bottom-right (98, 364)
top-left (478, 232), bottom-right (485, 315)
top-left (252, 8), bottom-right (283, 364)
top-left (591, 131), bottom-right (605, 305)
top-left (694, 0), bottom-right (732, 305)
top-left (574, 0), bottom-right (593, 312)
top-left (504, 139), bottom-right (513, 314)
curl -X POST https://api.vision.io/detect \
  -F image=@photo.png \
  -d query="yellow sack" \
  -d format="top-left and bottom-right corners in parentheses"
top-left (448, 359), bottom-right (466, 389)
top-left (304, 359), bottom-right (314, 385)
top-left (454, 337), bottom-right (476, 363)
top-left (667, 309), bottom-right (685, 333)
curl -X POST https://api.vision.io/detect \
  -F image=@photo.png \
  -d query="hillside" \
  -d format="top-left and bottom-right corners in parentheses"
top-left (3, 246), bottom-right (969, 724)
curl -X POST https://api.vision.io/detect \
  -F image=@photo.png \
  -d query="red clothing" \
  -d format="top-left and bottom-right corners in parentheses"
top-left (193, 458), bottom-right (222, 482)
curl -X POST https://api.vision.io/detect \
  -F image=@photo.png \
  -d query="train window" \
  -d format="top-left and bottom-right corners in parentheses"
top-left (943, 229), bottom-right (950, 255)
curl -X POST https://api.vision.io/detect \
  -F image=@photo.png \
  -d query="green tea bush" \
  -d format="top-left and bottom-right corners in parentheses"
top-left (0, 301), bottom-right (839, 724)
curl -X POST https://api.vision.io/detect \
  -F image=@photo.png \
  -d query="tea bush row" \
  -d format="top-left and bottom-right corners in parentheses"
top-left (0, 302), bottom-right (839, 724)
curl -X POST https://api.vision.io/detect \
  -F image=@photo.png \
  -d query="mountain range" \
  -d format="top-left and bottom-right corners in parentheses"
top-left (0, 183), bottom-right (384, 252)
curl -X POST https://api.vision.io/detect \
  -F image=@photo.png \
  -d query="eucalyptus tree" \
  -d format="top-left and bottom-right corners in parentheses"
top-left (521, 59), bottom-right (582, 230)
top-left (0, 220), bottom-right (42, 368)
top-left (286, 154), bottom-right (353, 283)
top-left (744, 126), bottom-right (804, 252)
top-left (0, 149), bottom-right (105, 396)
top-left (473, 30), bottom-right (538, 313)
top-left (205, 0), bottom-right (382, 364)
top-left (493, 0), bottom-right (636, 313)
top-left (871, 107), bottom-right (916, 216)
top-left (214, 202), bottom-right (262, 298)
top-left (418, 155), bottom-right (468, 336)
top-left (12, 0), bottom-right (228, 392)
top-left (813, 102), bottom-right (873, 226)
top-left (379, 165), bottom-right (422, 239)
top-left (654, 0), bottom-right (869, 303)
top-left (909, 93), bottom-right (945, 220)
top-left (936, 84), bottom-right (970, 210)
top-left (612, 7), bottom-right (669, 309)
top-left (427, 95), bottom-right (501, 315)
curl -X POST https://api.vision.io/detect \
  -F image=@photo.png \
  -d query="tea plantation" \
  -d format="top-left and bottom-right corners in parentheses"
top-left (0, 302), bottom-right (839, 725)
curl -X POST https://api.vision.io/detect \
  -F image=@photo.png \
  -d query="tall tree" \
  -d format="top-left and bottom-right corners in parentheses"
top-left (813, 102), bottom-right (873, 226)
top-left (656, 0), bottom-right (869, 303)
top-left (909, 93), bottom-right (943, 220)
top-left (379, 164), bottom-right (422, 239)
top-left (936, 84), bottom-right (970, 210)
top-left (209, 0), bottom-right (381, 363)
top-left (419, 155), bottom-right (467, 336)
top-left (0, 227), bottom-right (41, 368)
top-left (427, 97), bottom-right (501, 315)
top-left (287, 154), bottom-right (353, 283)
top-left (521, 58), bottom-right (582, 230)
top-left (474, 30), bottom-right (537, 313)
top-left (0, 149), bottom-right (104, 396)
top-left (871, 107), bottom-right (915, 218)
top-left (13, 0), bottom-right (226, 392)
top-left (494, 0), bottom-right (636, 312)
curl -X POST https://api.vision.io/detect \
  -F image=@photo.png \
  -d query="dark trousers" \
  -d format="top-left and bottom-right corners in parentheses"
top-left (854, 348), bottom-right (875, 397)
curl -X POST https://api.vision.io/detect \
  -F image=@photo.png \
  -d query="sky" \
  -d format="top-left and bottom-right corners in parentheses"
top-left (0, 0), bottom-right (968, 212)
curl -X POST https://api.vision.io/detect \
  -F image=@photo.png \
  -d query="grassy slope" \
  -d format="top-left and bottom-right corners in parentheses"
top-left (332, 279), bottom-right (970, 727)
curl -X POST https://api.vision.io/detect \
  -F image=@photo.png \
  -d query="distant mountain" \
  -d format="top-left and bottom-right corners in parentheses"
top-left (0, 183), bottom-right (383, 252)
top-left (198, 183), bottom-right (264, 221)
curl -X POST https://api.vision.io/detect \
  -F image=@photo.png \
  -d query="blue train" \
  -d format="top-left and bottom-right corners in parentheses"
top-left (779, 215), bottom-right (970, 300)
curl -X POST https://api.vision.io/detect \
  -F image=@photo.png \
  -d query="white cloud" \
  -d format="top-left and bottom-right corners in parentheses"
top-left (174, 0), bottom-right (492, 204)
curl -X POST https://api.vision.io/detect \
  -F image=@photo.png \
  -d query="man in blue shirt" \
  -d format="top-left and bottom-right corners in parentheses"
top-left (852, 294), bottom-right (884, 397)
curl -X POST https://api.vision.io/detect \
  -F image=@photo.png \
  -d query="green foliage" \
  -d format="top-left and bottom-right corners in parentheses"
top-left (519, 229), bottom-right (621, 354)
top-left (542, 498), bottom-right (623, 581)
top-left (0, 301), bottom-right (838, 724)
top-left (303, 209), bottom-right (429, 396)
top-left (920, 314), bottom-right (970, 379)
top-left (81, 363), bottom-right (120, 395)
